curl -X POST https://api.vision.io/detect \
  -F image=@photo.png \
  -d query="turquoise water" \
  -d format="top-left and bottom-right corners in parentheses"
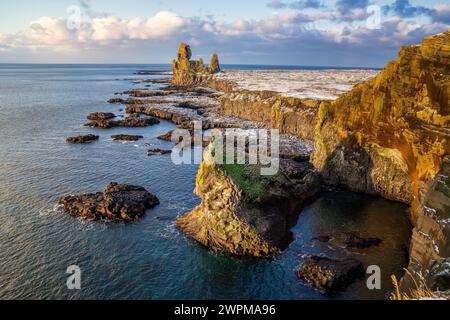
top-left (0, 64), bottom-right (410, 299)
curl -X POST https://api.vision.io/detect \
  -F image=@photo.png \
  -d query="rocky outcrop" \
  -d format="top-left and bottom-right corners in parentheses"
top-left (298, 255), bottom-right (365, 295)
top-left (111, 134), bottom-right (143, 141)
top-left (172, 43), bottom-right (220, 86)
top-left (87, 112), bottom-right (116, 120)
top-left (311, 31), bottom-right (450, 289)
top-left (176, 146), bottom-right (320, 256)
top-left (85, 115), bottom-right (160, 128)
top-left (59, 182), bottom-right (160, 221)
top-left (66, 134), bottom-right (99, 144)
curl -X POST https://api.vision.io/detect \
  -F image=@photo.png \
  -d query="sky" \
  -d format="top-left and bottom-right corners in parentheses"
top-left (0, 0), bottom-right (449, 67)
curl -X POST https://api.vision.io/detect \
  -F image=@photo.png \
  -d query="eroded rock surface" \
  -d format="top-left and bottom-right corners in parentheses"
top-left (176, 146), bottom-right (320, 256)
top-left (66, 134), bottom-right (99, 144)
top-left (59, 182), bottom-right (159, 221)
top-left (85, 115), bottom-right (160, 128)
top-left (311, 31), bottom-right (450, 290)
top-left (297, 255), bottom-right (365, 295)
top-left (111, 134), bottom-right (143, 141)
top-left (87, 112), bottom-right (116, 120)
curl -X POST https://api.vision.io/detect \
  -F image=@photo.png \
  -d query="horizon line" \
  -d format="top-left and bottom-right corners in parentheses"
top-left (0, 62), bottom-right (383, 70)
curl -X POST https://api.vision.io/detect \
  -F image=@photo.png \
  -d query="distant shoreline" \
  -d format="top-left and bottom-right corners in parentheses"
top-left (0, 63), bottom-right (383, 71)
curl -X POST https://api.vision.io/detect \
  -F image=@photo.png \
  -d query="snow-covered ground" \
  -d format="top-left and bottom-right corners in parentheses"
top-left (216, 69), bottom-right (380, 100)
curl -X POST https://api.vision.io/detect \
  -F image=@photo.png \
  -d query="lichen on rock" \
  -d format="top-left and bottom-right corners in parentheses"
top-left (176, 143), bottom-right (320, 256)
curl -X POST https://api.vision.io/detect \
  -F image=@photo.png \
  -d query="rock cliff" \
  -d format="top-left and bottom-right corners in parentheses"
top-left (176, 146), bottom-right (320, 256)
top-left (311, 31), bottom-right (450, 287)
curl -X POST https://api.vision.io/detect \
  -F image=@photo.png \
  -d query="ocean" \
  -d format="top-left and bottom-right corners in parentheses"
top-left (0, 64), bottom-right (410, 299)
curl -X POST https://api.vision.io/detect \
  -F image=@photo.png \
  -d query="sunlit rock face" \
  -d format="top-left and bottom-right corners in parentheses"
top-left (172, 43), bottom-right (220, 86)
top-left (311, 31), bottom-right (450, 288)
top-left (176, 147), bottom-right (320, 257)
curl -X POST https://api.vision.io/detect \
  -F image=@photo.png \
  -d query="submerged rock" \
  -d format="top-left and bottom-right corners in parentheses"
top-left (297, 255), bottom-right (365, 295)
top-left (59, 182), bottom-right (159, 221)
top-left (111, 134), bottom-right (143, 141)
top-left (66, 134), bottom-right (99, 144)
top-left (87, 112), bottom-right (116, 120)
top-left (147, 148), bottom-right (172, 156)
top-left (344, 234), bottom-right (382, 249)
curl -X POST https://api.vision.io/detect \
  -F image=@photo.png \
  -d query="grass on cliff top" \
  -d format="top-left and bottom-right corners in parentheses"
top-left (222, 162), bottom-right (289, 200)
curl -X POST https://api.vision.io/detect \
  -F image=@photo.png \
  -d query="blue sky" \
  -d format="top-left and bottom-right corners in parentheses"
top-left (0, 0), bottom-right (449, 67)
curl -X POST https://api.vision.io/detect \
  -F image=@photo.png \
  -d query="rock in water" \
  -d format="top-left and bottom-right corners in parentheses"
top-left (111, 134), bottom-right (143, 141)
top-left (59, 182), bottom-right (159, 221)
top-left (298, 256), bottom-right (365, 295)
top-left (66, 134), bottom-right (99, 144)
top-left (85, 116), bottom-right (160, 128)
top-left (87, 112), bottom-right (116, 120)
top-left (176, 146), bottom-right (320, 256)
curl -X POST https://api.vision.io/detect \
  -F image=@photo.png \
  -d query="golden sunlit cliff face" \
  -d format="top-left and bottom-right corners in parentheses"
top-left (312, 31), bottom-right (450, 284)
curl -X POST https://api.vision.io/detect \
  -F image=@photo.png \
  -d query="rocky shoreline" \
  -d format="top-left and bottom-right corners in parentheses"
top-left (60, 32), bottom-right (449, 297)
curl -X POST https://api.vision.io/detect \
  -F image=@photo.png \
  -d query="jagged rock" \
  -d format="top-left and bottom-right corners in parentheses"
top-left (85, 116), bottom-right (160, 128)
top-left (87, 112), bottom-right (116, 120)
top-left (59, 182), bottom-right (159, 221)
top-left (66, 134), bottom-right (99, 144)
top-left (427, 258), bottom-right (450, 291)
top-left (310, 31), bottom-right (450, 289)
top-left (298, 255), bottom-right (365, 295)
top-left (111, 134), bottom-right (143, 141)
top-left (172, 43), bottom-right (220, 86)
top-left (107, 98), bottom-right (145, 105)
top-left (176, 146), bottom-right (321, 256)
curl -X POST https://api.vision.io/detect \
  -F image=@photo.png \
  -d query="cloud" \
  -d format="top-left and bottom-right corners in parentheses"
top-left (0, 8), bottom-right (448, 66)
top-left (267, 0), bottom-right (287, 9)
top-left (336, 0), bottom-right (369, 14)
top-left (431, 4), bottom-right (450, 23)
top-left (383, 0), bottom-right (432, 18)
top-left (267, 0), bottom-right (324, 10)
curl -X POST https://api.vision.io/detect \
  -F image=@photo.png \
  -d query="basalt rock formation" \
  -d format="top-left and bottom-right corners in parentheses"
top-left (219, 91), bottom-right (322, 141)
top-left (66, 134), bottom-right (99, 144)
top-left (176, 146), bottom-right (320, 256)
top-left (111, 134), bottom-right (143, 141)
top-left (298, 255), bottom-right (365, 295)
top-left (311, 31), bottom-right (450, 289)
top-left (172, 43), bottom-right (220, 86)
top-left (87, 112), bottom-right (116, 120)
top-left (59, 182), bottom-right (160, 221)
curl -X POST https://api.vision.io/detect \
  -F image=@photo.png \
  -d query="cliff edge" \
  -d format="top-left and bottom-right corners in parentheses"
top-left (311, 31), bottom-right (450, 289)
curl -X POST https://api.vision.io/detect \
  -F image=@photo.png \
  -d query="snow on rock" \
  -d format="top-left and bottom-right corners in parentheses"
top-left (216, 69), bottom-right (380, 100)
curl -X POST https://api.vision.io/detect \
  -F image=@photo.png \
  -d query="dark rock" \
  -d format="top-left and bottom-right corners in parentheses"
top-left (85, 116), bottom-right (160, 128)
top-left (59, 182), bottom-right (159, 221)
top-left (147, 148), bottom-right (172, 156)
top-left (298, 255), bottom-right (365, 295)
top-left (107, 98), bottom-right (145, 105)
top-left (427, 258), bottom-right (450, 291)
top-left (111, 134), bottom-right (144, 141)
top-left (66, 134), bottom-right (99, 144)
top-left (157, 129), bottom-right (211, 147)
top-left (87, 112), bottom-right (116, 120)
top-left (344, 233), bottom-right (382, 249)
